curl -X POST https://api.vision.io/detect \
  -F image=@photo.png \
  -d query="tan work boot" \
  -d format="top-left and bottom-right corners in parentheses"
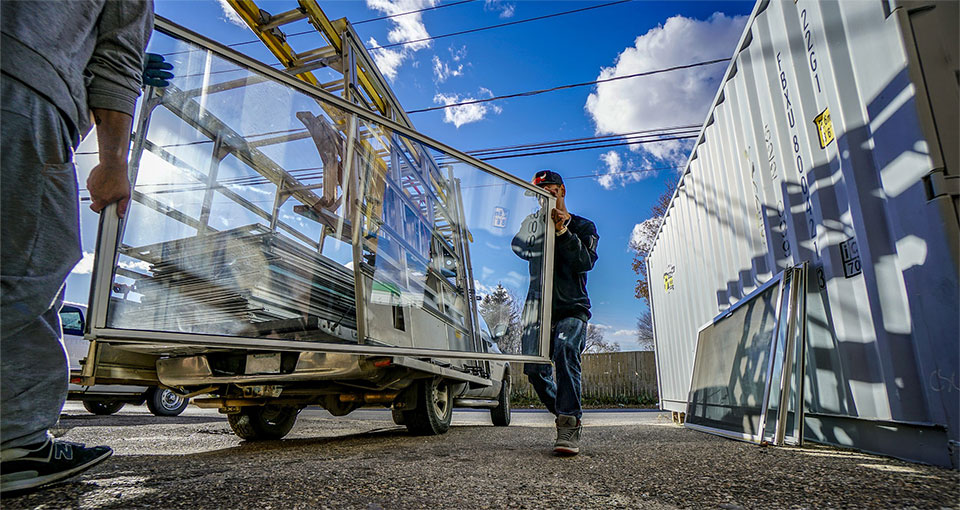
top-left (554, 414), bottom-right (581, 455)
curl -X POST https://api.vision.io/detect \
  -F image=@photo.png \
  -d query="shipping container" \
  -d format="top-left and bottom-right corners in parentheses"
top-left (648, 0), bottom-right (958, 467)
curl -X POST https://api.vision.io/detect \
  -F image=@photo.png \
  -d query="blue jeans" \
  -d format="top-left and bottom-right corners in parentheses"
top-left (524, 317), bottom-right (587, 419)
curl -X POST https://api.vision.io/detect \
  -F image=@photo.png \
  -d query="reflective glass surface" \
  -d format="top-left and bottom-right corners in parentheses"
top-left (685, 279), bottom-right (782, 438)
top-left (102, 29), bottom-right (549, 358)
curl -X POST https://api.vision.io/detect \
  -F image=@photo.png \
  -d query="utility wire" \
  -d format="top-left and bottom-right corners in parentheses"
top-left (185, 0), bottom-right (481, 52)
top-left (464, 125), bottom-right (700, 156)
top-left (353, 0), bottom-right (478, 25)
top-left (407, 58), bottom-right (730, 114)
top-left (77, 127), bottom-right (695, 195)
top-left (478, 134), bottom-right (697, 161)
top-left (368, 0), bottom-right (631, 51)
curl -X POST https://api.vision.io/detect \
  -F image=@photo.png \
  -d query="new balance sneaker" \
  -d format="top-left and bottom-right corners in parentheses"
top-left (554, 415), bottom-right (581, 455)
top-left (1, 438), bottom-right (112, 494)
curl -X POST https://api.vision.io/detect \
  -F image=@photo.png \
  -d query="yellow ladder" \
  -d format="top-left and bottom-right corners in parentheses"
top-left (226, 0), bottom-right (410, 126)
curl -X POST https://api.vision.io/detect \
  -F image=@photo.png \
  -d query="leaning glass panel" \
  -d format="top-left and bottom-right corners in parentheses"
top-left (352, 118), bottom-right (548, 356)
top-left (685, 275), bottom-right (783, 441)
top-left (762, 271), bottom-right (794, 443)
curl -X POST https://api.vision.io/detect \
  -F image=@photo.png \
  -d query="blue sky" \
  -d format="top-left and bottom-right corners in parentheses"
top-left (66, 0), bottom-right (754, 351)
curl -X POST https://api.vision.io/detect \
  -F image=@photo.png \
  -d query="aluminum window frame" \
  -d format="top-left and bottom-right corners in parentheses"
top-left (684, 264), bottom-right (807, 445)
top-left (86, 16), bottom-right (554, 364)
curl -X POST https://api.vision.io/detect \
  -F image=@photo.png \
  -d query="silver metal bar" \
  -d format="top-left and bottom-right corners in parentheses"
top-left (756, 270), bottom-right (789, 443)
top-left (93, 328), bottom-right (548, 363)
top-left (260, 8), bottom-right (307, 31)
top-left (294, 46), bottom-right (337, 63)
top-left (198, 135), bottom-right (225, 235)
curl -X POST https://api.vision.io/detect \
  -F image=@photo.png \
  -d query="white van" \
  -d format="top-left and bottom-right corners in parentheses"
top-left (60, 303), bottom-right (189, 416)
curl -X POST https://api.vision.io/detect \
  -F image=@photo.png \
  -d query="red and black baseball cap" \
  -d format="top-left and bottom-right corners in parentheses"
top-left (533, 170), bottom-right (563, 187)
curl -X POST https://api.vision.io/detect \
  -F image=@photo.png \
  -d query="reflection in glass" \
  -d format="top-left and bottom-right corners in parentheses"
top-left (103, 30), bottom-right (548, 358)
top-left (685, 279), bottom-right (781, 439)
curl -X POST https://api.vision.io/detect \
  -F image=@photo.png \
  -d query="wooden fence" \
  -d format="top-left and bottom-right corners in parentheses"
top-left (512, 351), bottom-right (658, 404)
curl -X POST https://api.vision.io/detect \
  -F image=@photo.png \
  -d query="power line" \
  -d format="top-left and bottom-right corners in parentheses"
top-left (477, 133), bottom-right (697, 161)
top-left (170, 0), bottom-right (480, 54)
top-left (463, 124), bottom-right (700, 156)
top-left (407, 58), bottom-right (730, 114)
top-left (353, 0), bottom-right (478, 25)
top-left (368, 0), bottom-right (631, 51)
top-left (77, 127), bottom-right (695, 196)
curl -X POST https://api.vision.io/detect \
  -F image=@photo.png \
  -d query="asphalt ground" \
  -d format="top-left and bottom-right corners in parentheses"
top-left (2, 402), bottom-right (957, 509)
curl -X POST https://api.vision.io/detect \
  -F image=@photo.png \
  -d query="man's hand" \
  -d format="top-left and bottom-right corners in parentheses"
top-left (551, 207), bottom-right (571, 233)
top-left (88, 108), bottom-right (134, 217)
top-left (87, 158), bottom-right (131, 217)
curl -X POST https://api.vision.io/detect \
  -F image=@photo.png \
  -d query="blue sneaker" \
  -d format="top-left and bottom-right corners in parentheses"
top-left (1, 438), bottom-right (112, 494)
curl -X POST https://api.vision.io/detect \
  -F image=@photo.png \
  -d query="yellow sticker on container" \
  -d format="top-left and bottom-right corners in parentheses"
top-left (813, 107), bottom-right (835, 149)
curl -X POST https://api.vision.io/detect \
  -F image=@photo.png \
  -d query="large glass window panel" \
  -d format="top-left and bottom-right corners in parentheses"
top-left (685, 275), bottom-right (783, 441)
top-left (96, 25), bottom-right (549, 360)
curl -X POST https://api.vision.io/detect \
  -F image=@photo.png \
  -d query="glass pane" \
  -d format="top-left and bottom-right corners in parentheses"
top-left (685, 277), bottom-right (782, 439)
top-left (101, 29), bottom-right (548, 359)
top-left (763, 271), bottom-right (794, 443)
top-left (783, 267), bottom-right (808, 444)
top-left (353, 118), bottom-right (548, 356)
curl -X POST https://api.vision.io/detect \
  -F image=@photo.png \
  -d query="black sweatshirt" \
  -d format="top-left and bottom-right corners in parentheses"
top-left (512, 211), bottom-right (599, 323)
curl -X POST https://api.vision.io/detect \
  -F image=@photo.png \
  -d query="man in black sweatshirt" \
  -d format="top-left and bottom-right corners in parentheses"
top-left (512, 170), bottom-right (599, 455)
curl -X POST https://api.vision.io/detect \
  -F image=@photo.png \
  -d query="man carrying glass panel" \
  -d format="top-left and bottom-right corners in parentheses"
top-left (512, 170), bottom-right (599, 455)
top-left (0, 1), bottom-right (156, 494)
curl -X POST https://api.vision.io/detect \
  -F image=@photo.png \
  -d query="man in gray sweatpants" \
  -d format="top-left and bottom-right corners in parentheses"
top-left (1, 1), bottom-right (153, 494)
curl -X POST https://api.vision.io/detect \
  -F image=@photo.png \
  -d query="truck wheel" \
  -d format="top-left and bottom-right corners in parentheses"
top-left (490, 373), bottom-right (511, 427)
top-left (391, 407), bottom-right (406, 426)
top-left (227, 405), bottom-right (299, 440)
top-left (146, 388), bottom-right (189, 417)
top-left (82, 400), bottom-right (125, 415)
top-left (403, 378), bottom-right (452, 435)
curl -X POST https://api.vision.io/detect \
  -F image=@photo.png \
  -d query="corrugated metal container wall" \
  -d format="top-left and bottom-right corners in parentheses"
top-left (648, 0), bottom-right (958, 467)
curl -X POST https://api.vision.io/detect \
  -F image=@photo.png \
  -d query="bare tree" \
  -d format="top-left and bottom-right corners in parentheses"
top-left (584, 324), bottom-right (620, 353)
top-left (636, 310), bottom-right (654, 351)
top-left (478, 284), bottom-right (521, 353)
top-left (630, 179), bottom-right (678, 305)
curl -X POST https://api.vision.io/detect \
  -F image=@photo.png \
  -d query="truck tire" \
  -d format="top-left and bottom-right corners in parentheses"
top-left (391, 407), bottom-right (406, 426)
top-left (82, 400), bottom-right (125, 415)
top-left (145, 388), bottom-right (189, 417)
top-left (403, 378), bottom-right (453, 435)
top-left (490, 373), bottom-right (511, 427)
top-left (227, 405), bottom-right (299, 440)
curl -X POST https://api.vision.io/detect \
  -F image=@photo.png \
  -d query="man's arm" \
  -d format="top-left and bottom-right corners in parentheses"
top-left (84, 1), bottom-right (153, 217)
top-left (86, 110), bottom-right (133, 217)
top-left (556, 220), bottom-right (599, 273)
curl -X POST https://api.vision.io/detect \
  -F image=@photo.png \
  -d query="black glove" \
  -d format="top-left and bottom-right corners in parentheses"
top-left (143, 53), bottom-right (174, 88)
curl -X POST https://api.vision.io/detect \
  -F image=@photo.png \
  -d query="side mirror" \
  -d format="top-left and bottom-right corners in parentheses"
top-left (492, 324), bottom-right (508, 339)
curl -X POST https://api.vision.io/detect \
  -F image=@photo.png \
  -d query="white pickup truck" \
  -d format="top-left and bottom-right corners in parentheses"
top-left (61, 303), bottom-right (189, 417)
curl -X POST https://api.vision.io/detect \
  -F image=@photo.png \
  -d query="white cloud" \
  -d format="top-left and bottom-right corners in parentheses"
top-left (432, 56), bottom-right (464, 83)
top-left (613, 329), bottom-right (637, 337)
top-left (591, 323), bottom-right (612, 331)
top-left (597, 151), bottom-right (621, 190)
top-left (629, 216), bottom-right (662, 254)
top-left (71, 252), bottom-right (96, 275)
top-left (433, 88), bottom-right (501, 128)
top-left (484, 0), bottom-right (515, 18)
top-left (368, 38), bottom-right (407, 81)
top-left (595, 150), bottom-right (658, 189)
top-left (585, 12), bottom-right (747, 164)
top-left (217, 0), bottom-right (248, 28)
top-left (366, 0), bottom-right (438, 80)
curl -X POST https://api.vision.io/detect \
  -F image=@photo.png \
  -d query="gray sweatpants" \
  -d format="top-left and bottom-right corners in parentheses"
top-left (1, 74), bottom-right (83, 449)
